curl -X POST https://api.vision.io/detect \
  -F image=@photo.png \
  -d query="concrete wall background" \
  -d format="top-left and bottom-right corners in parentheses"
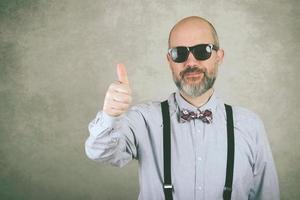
top-left (0, 0), bottom-right (299, 199)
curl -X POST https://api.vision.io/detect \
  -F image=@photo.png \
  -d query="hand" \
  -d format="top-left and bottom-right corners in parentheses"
top-left (103, 63), bottom-right (132, 117)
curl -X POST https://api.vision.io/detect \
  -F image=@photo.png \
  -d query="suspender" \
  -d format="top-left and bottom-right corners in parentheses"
top-left (161, 101), bottom-right (235, 200)
top-left (161, 100), bottom-right (173, 200)
top-left (223, 104), bottom-right (235, 200)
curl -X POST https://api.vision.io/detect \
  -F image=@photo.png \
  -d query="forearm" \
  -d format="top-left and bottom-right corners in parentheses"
top-left (85, 111), bottom-right (134, 167)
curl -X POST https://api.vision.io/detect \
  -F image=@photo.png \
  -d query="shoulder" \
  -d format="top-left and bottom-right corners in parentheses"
top-left (127, 92), bottom-right (175, 119)
top-left (231, 105), bottom-right (266, 141)
top-left (130, 100), bottom-right (162, 113)
top-left (125, 91), bottom-right (176, 125)
top-left (232, 105), bottom-right (263, 126)
top-left (124, 99), bottom-right (164, 126)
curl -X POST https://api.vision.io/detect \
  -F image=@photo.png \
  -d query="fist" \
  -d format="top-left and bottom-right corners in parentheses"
top-left (103, 63), bottom-right (132, 117)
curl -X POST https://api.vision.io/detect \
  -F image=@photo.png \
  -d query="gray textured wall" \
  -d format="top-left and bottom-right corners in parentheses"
top-left (0, 0), bottom-right (299, 199)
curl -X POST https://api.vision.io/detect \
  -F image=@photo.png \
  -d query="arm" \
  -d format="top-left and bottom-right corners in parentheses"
top-left (249, 117), bottom-right (280, 200)
top-left (85, 63), bottom-right (138, 167)
top-left (85, 109), bottom-right (140, 167)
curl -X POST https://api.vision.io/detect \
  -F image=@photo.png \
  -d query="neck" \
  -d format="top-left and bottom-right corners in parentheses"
top-left (180, 88), bottom-right (214, 107)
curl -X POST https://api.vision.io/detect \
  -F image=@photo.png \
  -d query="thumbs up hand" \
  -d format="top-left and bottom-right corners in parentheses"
top-left (103, 64), bottom-right (132, 117)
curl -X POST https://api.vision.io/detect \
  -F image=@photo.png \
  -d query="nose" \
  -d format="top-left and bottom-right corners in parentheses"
top-left (184, 51), bottom-right (198, 67)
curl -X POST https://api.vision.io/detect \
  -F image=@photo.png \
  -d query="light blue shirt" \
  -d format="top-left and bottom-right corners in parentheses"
top-left (85, 90), bottom-right (280, 200)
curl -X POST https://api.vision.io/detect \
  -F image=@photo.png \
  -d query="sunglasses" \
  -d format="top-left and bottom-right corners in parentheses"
top-left (168, 43), bottom-right (219, 63)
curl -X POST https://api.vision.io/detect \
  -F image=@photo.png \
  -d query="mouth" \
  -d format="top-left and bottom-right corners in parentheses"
top-left (183, 73), bottom-right (204, 84)
top-left (184, 72), bottom-right (203, 78)
top-left (179, 67), bottom-right (206, 83)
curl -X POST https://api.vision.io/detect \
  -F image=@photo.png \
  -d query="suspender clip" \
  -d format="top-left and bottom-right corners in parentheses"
top-left (163, 184), bottom-right (173, 190)
top-left (223, 186), bottom-right (233, 200)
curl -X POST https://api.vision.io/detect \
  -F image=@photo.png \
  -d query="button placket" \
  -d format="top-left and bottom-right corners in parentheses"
top-left (194, 120), bottom-right (205, 199)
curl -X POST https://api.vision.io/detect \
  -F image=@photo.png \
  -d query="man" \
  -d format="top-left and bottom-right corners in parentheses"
top-left (85, 16), bottom-right (280, 200)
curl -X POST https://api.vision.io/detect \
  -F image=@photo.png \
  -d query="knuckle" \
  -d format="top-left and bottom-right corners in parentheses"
top-left (105, 93), bottom-right (113, 102)
top-left (110, 82), bottom-right (119, 90)
top-left (109, 83), bottom-right (115, 89)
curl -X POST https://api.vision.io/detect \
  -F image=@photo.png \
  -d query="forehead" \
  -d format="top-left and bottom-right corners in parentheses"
top-left (169, 21), bottom-right (214, 48)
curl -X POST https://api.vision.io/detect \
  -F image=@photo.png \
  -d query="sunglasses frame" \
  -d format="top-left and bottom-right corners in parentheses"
top-left (168, 43), bottom-right (219, 63)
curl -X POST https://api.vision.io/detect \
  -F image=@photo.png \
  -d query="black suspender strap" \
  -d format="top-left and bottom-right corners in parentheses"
top-left (161, 100), bottom-right (173, 200)
top-left (223, 104), bottom-right (235, 200)
top-left (161, 101), bottom-right (235, 200)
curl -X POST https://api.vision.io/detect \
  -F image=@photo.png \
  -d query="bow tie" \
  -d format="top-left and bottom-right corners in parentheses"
top-left (180, 108), bottom-right (213, 124)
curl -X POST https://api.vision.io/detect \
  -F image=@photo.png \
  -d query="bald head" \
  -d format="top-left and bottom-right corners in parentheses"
top-left (168, 16), bottom-right (219, 48)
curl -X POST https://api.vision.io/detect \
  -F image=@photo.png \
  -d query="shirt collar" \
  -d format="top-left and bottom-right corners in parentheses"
top-left (170, 89), bottom-right (219, 122)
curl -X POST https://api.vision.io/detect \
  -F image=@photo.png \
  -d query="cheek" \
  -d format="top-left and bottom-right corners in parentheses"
top-left (170, 64), bottom-right (184, 75)
top-left (203, 60), bottom-right (218, 74)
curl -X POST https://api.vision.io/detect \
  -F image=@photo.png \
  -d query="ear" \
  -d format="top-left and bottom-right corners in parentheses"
top-left (166, 53), bottom-right (172, 70)
top-left (216, 49), bottom-right (224, 65)
top-left (166, 53), bottom-right (171, 63)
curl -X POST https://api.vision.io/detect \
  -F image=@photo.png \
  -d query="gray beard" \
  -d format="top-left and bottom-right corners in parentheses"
top-left (174, 71), bottom-right (216, 97)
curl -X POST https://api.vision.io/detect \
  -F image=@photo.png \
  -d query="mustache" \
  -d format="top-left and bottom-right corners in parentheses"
top-left (179, 66), bottom-right (206, 78)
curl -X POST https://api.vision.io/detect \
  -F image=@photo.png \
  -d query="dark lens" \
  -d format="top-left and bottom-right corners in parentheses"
top-left (170, 47), bottom-right (189, 63)
top-left (192, 44), bottom-right (212, 60)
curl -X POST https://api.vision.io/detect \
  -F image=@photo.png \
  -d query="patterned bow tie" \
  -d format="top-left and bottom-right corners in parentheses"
top-left (180, 109), bottom-right (213, 124)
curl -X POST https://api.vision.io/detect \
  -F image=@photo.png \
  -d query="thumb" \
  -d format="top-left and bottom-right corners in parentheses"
top-left (117, 63), bottom-right (129, 84)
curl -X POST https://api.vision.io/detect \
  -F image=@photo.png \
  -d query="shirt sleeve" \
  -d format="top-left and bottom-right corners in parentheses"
top-left (248, 116), bottom-right (280, 200)
top-left (85, 107), bottom-right (144, 167)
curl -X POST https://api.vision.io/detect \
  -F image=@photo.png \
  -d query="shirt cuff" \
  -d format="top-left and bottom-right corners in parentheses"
top-left (100, 111), bottom-right (121, 126)
top-left (89, 111), bottom-right (122, 138)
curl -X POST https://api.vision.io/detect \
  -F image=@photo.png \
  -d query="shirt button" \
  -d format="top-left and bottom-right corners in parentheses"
top-left (111, 138), bottom-right (118, 144)
top-left (197, 129), bottom-right (201, 133)
top-left (197, 157), bottom-right (202, 161)
top-left (198, 186), bottom-right (202, 190)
